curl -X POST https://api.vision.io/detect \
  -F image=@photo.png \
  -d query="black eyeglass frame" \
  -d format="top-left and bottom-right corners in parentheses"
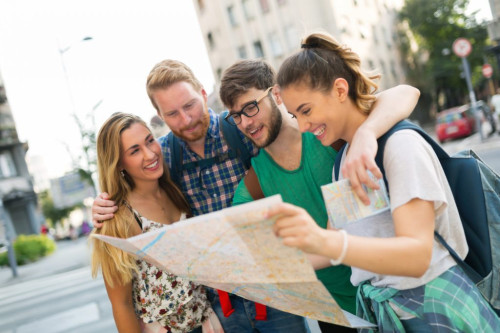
top-left (224, 86), bottom-right (273, 126)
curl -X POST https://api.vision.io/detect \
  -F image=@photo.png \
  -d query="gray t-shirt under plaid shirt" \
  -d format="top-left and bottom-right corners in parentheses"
top-left (337, 129), bottom-right (468, 290)
top-left (158, 108), bottom-right (258, 216)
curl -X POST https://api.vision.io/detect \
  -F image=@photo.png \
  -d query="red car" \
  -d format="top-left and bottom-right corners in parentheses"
top-left (435, 105), bottom-right (477, 143)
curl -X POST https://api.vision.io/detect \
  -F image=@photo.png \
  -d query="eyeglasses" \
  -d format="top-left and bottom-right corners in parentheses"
top-left (225, 87), bottom-right (273, 126)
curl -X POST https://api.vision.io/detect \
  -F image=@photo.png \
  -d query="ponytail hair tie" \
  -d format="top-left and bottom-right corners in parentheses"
top-left (301, 42), bottom-right (319, 49)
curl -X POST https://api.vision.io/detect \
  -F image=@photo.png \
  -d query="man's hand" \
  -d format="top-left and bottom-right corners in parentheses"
top-left (92, 192), bottom-right (118, 228)
top-left (341, 124), bottom-right (383, 205)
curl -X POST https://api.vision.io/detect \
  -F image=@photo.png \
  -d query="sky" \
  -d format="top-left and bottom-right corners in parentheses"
top-left (0, 0), bottom-right (494, 183)
top-left (0, 0), bottom-right (215, 181)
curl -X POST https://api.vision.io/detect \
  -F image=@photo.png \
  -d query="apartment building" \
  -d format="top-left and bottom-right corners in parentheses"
top-left (0, 73), bottom-right (40, 237)
top-left (193, 0), bottom-right (408, 104)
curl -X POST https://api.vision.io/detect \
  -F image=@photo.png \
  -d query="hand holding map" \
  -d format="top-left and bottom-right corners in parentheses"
top-left (321, 177), bottom-right (390, 229)
top-left (92, 195), bottom-right (373, 328)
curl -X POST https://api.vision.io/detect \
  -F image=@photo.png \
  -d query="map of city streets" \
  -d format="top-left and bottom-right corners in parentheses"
top-left (92, 195), bottom-right (373, 328)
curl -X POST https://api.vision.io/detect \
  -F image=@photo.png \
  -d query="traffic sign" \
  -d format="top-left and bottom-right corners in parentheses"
top-left (452, 38), bottom-right (472, 58)
top-left (482, 63), bottom-right (493, 78)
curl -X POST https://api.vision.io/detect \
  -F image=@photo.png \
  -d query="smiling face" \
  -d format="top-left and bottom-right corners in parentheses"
top-left (153, 81), bottom-right (210, 143)
top-left (280, 81), bottom-right (349, 146)
top-left (120, 123), bottom-right (163, 184)
top-left (230, 87), bottom-right (283, 148)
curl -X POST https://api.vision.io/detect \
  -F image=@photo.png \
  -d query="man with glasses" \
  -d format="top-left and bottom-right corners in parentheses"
top-left (220, 59), bottom-right (419, 333)
top-left (92, 58), bottom-right (419, 332)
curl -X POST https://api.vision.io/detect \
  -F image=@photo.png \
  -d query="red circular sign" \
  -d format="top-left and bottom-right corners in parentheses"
top-left (452, 38), bottom-right (472, 58)
top-left (482, 64), bottom-right (493, 78)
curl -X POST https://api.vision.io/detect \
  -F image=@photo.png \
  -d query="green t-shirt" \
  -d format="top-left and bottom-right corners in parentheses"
top-left (232, 132), bottom-right (357, 314)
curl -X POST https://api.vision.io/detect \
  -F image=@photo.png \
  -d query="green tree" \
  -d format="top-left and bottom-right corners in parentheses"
top-left (399, 0), bottom-right (488, 111)
top-left (39, 190), bottom-right (77, 227)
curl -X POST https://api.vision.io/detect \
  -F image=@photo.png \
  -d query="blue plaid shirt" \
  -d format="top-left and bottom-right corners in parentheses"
top-left (158, 109), bottom-right (258, 216)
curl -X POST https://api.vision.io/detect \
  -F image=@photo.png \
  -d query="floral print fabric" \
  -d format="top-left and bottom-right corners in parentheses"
top-left (132, 213), bottom-right (211, 332)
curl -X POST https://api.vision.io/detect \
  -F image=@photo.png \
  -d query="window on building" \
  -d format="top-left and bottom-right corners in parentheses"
top-left (380, 60), bottom-right (387, 75)
top-left (367, 59), bottom-right (375, 70)
top-left (372, 25), bottom-right (378, 44)
top-left (353, 0), bottom-right (358, 6)
top-left (358, 22), bottom-right (369, 39)
top-left (390, 60), bottom-right (397, 79)
top-left (242, 0), bottom-right (254, 20)
top-left (0, 151), bottom-right (17, 178)
top-left (207, 32), bottom-right (215, 49)
top-left (217, 68), bottom-right (223, 81)
top-left (253, 40), bottom-right (265, 58)
top-left (227, 5), bottom-right (238, 27)
top-left (269, 33), bottom-right (283, 57)
top-left (259, 0), bottom-right (270, 13)
top-left (238, 45), bottom-right (248, 59)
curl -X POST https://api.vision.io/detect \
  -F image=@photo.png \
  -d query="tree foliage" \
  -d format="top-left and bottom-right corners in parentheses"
top-left (399, 0), bottom-right (488, 110)
top-left (39, 190), bottom-right (77, 226)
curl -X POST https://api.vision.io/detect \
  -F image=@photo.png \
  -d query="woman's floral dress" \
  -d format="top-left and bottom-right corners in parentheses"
top-left (132, 213), bottom-right (212, 333)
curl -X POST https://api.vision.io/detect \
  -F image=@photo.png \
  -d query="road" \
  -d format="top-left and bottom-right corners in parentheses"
top-left (0, 127), bottom-right (498, 333)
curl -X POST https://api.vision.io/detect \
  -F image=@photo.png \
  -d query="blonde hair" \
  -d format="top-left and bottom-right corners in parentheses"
top-left (146, 59), bottom-right (203, 112)
top-left (91, 112), bottom-right (190, 287)
top-left (277, 31), bottom-right (380, 113)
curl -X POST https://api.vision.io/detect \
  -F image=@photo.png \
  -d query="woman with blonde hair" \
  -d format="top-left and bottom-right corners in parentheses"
top-left (91, 112), bottom-right (221, 333)
top-left (271, 32), bottom-right (500, 332)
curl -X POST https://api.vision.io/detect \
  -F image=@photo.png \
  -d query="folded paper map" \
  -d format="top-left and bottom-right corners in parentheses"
top-left (92, 195), bottom-right (373, 328)
top-left (321, 177), bottom-right (390, 229)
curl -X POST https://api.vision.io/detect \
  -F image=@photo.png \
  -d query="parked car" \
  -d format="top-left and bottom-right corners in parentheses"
top-left (435, 104), bottom-right (478, 143)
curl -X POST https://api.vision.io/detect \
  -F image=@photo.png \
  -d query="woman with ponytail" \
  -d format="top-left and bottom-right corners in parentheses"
top-left (91, 112), bottom-right (221, 333)
top-left (271, 31), bottom-right (500, 332)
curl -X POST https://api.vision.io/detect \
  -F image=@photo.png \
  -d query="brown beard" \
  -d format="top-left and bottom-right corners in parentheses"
top-left (170, 108), bottom-right (210, 143)
top-left (247, 99), bottom-right (282, 148)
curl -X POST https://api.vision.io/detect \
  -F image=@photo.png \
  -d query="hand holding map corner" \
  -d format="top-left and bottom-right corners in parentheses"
top-left (92, 195), bottom-right (374, 328)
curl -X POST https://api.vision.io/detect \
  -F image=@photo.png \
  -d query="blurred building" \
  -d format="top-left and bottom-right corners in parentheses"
top-left (0, 72), bottom-right (40, 237)
top-left (193, 0), bottom-right (408, 105)
top-left (488, 0), bottom-right (500, 39)
top-left (487, 0), bottom-right (500, 70)
top-left (150, 115), bottom-right (170, 138)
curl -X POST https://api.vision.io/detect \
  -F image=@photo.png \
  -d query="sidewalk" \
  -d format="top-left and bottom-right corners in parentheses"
top-left (0, 236), bottom-right (92, 286)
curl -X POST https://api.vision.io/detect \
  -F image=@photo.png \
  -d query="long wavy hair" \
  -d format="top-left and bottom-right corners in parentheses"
top-left (277, 31), bottom-right (380, 114)
top-left (90, 112), bottom-right (190, 287)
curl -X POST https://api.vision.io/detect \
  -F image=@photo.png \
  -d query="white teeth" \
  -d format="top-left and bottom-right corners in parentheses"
top-left (313, 126), bottom-right (325, 136)
top-left (145, 160), bottom-right (158, 169)
top-left (249, 127), bottom-right (261, 135)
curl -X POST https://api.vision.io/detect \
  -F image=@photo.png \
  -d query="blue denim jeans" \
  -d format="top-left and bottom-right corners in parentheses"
top-left (207, 288), bottom-right (310, 333)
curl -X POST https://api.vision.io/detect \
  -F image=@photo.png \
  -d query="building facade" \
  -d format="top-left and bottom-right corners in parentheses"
top-left (193, 0), bottom-right (407, 104)
top-left (0, 73), bottom-right (40, 238)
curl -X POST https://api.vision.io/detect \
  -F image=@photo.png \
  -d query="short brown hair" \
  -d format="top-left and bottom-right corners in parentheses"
top-left (146, 59), bottom-right (203, 111)
top-left (220, 59), bottom-right (276, 109)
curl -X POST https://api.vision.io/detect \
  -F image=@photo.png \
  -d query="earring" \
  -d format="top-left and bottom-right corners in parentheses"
top-left (120, 170), bottom-right (125, 177)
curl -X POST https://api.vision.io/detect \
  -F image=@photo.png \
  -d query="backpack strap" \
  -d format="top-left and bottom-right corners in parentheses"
top-left (219, 110), bottom-right (252, 170)
top-left (167, 131), bottom-right (183, 189)
top-left (333, 144), bottom-right (348, 181)
top-left (168, 111), bottom-right (253, 189)
top-left (373, 120), bottom-right (481, 283)
top-left (244, 166), bottom-right (264, 200)
top-left (374, 120), bottom-right (449, 190)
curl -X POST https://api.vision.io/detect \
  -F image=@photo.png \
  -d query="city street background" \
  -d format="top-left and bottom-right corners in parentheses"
top-left (1, 125), bottom-right (499, 333)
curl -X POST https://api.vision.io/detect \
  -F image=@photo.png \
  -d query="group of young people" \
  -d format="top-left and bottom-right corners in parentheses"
top-left (90, 31), bottom-right (500, 333)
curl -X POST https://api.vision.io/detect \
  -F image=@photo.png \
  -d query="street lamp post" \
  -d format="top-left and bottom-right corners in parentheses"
top-left (58, 36), bottom-right (93, 114)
